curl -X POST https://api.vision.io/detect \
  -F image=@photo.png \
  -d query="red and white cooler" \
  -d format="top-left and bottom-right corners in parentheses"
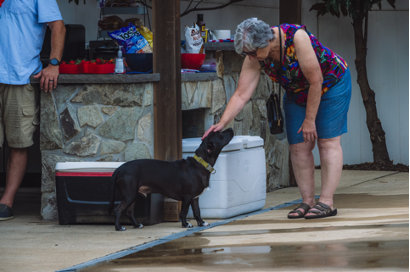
top-left (55, 162), bottom-right (163, 225)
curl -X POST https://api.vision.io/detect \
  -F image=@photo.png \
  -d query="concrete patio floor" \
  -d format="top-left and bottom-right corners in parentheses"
top-left (0, 170), bottom-right (408, 272)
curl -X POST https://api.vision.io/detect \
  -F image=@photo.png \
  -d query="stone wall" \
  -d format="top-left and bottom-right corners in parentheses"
top-left (40, 83), bottom-right (154, 220)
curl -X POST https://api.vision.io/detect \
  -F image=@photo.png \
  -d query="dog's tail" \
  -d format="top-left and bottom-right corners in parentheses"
top-left (109, 168), bottom-right (120, 214)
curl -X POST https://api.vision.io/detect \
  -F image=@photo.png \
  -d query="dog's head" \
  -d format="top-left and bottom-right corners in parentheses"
top-left (196, 128), bottom-right (234, 166)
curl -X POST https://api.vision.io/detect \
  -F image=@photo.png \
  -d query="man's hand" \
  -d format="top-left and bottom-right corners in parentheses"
top-left (33, 65), bottom-right (59, 93)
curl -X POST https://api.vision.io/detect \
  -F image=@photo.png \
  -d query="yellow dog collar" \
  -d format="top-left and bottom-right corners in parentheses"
top-left (193, 154), bottom-right (215, 174)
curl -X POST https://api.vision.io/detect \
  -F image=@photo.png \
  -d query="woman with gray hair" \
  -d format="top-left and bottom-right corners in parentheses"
top-left (203, 18), bottom-right (351, 219)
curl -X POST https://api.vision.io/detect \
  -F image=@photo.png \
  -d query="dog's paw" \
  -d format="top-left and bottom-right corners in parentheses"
top-left (199, 221), bottom-right (209, 227)
top-left (182, 222), bottom-right (193, 228)
top-left (115, 226), bottom-right (127, 231)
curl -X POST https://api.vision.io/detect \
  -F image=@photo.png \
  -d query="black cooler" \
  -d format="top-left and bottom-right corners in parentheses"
top-left (55, 162), bottom-right (163, 225)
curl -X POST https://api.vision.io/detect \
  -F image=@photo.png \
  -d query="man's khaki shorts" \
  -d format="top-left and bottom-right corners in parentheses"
top-left (0, 84), bottom-right (39, 149)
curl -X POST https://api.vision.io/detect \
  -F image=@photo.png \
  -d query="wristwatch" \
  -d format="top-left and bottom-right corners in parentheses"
top-left (49, 58), bottom-right (60, 66)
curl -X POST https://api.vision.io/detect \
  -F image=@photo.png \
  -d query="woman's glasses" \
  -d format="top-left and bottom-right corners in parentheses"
top-left (241, 50), bottom-right (257, 57)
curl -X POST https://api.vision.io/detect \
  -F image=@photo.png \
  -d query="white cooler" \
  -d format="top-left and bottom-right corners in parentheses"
top-left (183, 135), bottom-right (266, 218)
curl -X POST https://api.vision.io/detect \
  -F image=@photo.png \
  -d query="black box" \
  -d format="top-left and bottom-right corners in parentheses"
top-left (41, 24), bottom-right (86, 63)
top-left (55, 162), bottom-right (163, 226)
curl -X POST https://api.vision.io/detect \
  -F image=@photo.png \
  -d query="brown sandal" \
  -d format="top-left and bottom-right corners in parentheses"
top-left (287, 203), bottom-right (311, 219)
top-left (304, 202), bottom-right (337, 219)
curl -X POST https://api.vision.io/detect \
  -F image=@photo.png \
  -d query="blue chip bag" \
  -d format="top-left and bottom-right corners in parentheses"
top-left (108, 23), bottom-right (152, 54)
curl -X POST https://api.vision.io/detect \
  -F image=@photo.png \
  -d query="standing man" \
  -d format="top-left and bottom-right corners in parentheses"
top-left (0, 0), bottom-right (66, 220)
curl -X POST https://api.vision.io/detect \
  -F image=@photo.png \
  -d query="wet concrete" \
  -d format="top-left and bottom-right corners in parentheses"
top-left (1, 171), bottom-right (408, 272)
top-left (85, 232), bottom-right (408, 271)
top-left (85, 193), bottom-right (409, 272)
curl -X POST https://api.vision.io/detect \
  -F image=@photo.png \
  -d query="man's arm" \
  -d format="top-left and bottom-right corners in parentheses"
top-left (33, 20), bottom-right (65, 93)
top-left (48, 20), bottom-right (66, 65)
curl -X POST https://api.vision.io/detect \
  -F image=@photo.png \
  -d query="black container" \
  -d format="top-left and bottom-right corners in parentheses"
top-left (125, 53), bottom-right (153, 72)
top-left (89, 40), bottom-right (118, 60)
top-left (41, 24), bottom-right (86, 63)
top-left (55, 168), bottom-right (163, 226)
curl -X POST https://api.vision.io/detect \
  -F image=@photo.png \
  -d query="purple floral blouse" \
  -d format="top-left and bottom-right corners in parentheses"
top-left (262, 24), bottom-right (348, 106)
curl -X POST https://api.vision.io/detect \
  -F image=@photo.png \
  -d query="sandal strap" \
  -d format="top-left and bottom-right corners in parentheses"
top-left (296, 203), bottom-right (311, 212)
top-left (309, 202), bottom-right (332, 215)
top-left (289, 209), bottom-right (304, 217)
top-left (316, 202), bottom-right (331, 211)
top-left (289, 203), bottom-right (311, 215)
top-left (292, 203), bottom-right (311, 213)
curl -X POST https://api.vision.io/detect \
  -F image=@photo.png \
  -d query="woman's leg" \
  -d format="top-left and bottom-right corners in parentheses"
top-left (305, 136), bottom-right (343, 216)
top-left (288, 140), bottom-right (316, 217)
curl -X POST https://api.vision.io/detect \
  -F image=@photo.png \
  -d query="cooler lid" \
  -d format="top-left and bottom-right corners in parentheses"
top-left (234, 135), bottom-right (264, 149)
top-left (182, 135), bottom-right (264, 153)
top-left (55, 162), bottom-right (124, 172)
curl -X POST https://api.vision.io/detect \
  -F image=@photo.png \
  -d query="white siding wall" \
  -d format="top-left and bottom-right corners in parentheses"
top-left (57, 0), bottom-right (100, 43)
top-left (302, 0), bottom-right (409, 165)
top-left (179, 0), bottom-right (279, 40)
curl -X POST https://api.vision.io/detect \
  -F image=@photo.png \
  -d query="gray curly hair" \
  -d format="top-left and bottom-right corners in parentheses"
top-left (234, 18), bottom-right (275, 55)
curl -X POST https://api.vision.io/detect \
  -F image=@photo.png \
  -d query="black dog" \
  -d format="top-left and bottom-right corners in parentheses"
top-left (111, 128), bottom-right (234, 231)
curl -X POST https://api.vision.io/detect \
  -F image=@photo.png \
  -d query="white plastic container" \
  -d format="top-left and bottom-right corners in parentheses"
top-left (183, 135), bottom-right (266, 218)
top-left (114, 47), bottom-right (125, 74)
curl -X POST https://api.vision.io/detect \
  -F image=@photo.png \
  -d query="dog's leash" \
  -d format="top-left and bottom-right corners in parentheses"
top-left (193, 155), bottom-right (216, 174)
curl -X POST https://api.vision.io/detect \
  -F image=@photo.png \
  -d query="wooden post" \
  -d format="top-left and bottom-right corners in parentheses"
top-left (279, 0), bottom-right (302, 25)
top-left (152, 0), bottom-right (182, 161)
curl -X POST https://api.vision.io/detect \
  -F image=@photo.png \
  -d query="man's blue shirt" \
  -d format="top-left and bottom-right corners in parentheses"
top-left (0, 0), bottom-right (62, 85)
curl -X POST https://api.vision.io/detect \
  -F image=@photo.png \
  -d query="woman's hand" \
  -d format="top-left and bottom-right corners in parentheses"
top-left (298, 119), bottom-right (317, 142)
top-left (202, 123), bottom-right (225, 140)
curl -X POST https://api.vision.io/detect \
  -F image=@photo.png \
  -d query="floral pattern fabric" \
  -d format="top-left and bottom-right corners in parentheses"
top-left (262, 24), bottom-right (348, 106)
